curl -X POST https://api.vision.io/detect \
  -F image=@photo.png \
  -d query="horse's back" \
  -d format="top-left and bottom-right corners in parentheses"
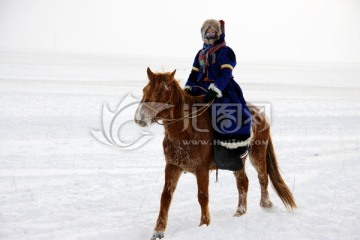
top-left (247, 102), bottom-right (270, 136)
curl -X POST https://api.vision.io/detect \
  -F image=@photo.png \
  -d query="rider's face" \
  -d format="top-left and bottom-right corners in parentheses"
top-left (205, 28), bottom-right (216, 38)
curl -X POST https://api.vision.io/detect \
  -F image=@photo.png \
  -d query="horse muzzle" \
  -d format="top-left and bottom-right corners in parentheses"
top-left (135, 104), bottom-right (154, 127)
top-left (134, 112), bottom-right (150, 127)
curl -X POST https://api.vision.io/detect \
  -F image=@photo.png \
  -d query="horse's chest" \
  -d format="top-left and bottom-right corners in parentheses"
top-left (163, 138), bottom-right (201, 172)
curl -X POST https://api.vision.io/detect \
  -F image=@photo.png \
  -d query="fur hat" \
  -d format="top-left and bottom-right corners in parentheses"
top-left (201, 19), bottom-right (223, 45)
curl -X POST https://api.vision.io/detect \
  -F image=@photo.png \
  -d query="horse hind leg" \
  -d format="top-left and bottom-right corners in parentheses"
top-left (233, 163), bottom-right (249, 216)
top-left (249, 144), bottom-right (273, 208)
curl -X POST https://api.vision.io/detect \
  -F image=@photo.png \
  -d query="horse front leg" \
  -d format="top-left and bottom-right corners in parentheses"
top-left (195, 166), bottom-right (211, 226)
top-left (151, 164), bottom-right (182, 240)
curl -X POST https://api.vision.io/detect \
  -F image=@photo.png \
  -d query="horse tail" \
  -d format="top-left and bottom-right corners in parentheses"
top-left (266, 136), bottom-right (297, 210)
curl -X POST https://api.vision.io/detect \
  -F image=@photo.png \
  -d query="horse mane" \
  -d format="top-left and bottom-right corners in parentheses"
top-left (146, 69), bottom-right (207, 135)
top-left (166, 73), bottom-right (205, 134)
top-left (167, 74), bottom-right (204, 104)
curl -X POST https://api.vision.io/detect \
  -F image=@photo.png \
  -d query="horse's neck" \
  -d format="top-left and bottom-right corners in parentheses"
top-left (164, 90), bottom-right (202, 138)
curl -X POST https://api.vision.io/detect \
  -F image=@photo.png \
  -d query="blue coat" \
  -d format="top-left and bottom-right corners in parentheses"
top-left (185, 46), bottom-right (252, 139)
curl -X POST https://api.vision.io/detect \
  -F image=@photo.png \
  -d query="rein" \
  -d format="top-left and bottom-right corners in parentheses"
top-left (145, 86), bottom-right (213, 126)
top-left (155, 99), bottom-right (214, 126)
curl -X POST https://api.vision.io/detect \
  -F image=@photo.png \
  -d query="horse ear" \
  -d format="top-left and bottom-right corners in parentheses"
top-left (170, 69), bottom-right (176, 79)
top-left (147, 67), bottom-right (155, 80)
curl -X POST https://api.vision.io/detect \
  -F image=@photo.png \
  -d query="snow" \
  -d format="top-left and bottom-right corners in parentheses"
top-left (1, 51), bottom-right (360, 240)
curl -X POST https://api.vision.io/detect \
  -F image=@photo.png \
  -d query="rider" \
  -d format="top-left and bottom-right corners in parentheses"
top-left (184, 19), bottom-right (252, 169)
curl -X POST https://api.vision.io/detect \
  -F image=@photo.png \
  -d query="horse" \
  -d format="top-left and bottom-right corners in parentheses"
top-left (135, 68), bottom-right (296, 240)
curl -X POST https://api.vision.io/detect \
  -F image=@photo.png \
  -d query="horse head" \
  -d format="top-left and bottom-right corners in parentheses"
top-left (135, 67), bottom-right (180, 127)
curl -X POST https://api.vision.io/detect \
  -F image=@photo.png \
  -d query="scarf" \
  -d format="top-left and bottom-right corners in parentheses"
top-left (198, 41), bottom-right (226, 74)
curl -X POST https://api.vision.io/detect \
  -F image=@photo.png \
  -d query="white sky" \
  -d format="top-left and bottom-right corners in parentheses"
top-left (0, 0), bottom-right (359, 63)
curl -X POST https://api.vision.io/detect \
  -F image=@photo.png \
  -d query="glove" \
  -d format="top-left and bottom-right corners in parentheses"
top-left (204, 89), bottom-right (218, 102)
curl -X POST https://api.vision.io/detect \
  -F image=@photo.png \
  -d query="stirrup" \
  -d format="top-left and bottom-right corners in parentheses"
top-left (240, 145), bottom-right (250, 160)
top-left (239, 149), bottom-right (249, 160)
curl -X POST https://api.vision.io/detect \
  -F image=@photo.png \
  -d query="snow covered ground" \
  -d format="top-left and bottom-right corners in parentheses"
top-left (0, 51), bottom-right (360, 240)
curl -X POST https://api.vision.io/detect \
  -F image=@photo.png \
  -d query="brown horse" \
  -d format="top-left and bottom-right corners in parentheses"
top-left (135, 68), bottom-right (296, 240)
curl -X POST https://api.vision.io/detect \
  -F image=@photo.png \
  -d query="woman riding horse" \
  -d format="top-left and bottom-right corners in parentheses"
top-left (185, 19), bottom-right (252, 169)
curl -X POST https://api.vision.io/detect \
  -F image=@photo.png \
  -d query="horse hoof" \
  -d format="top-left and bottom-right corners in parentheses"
top-left (151, 231), bottom-right (164, 240)
top-left (199, 215), bottom-right (211, 226)
top-left (199, 220), bottom-right (210, 226)
top-left (234, 206), bottom-right (246, 217)
top-left (260, 199), bottom-right (273, 208)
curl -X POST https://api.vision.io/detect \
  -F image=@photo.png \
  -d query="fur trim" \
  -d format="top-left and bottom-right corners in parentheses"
top-left (201, 19), bottom-right (222, 45)
top-left (192, 66), bottom-right (200, 72)
top-left (208, 83), bottom-right (222, 98)
top-left (218, 129), bottom-right (254, 149)
top-left (184, 85), bottom-right (192, 91)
